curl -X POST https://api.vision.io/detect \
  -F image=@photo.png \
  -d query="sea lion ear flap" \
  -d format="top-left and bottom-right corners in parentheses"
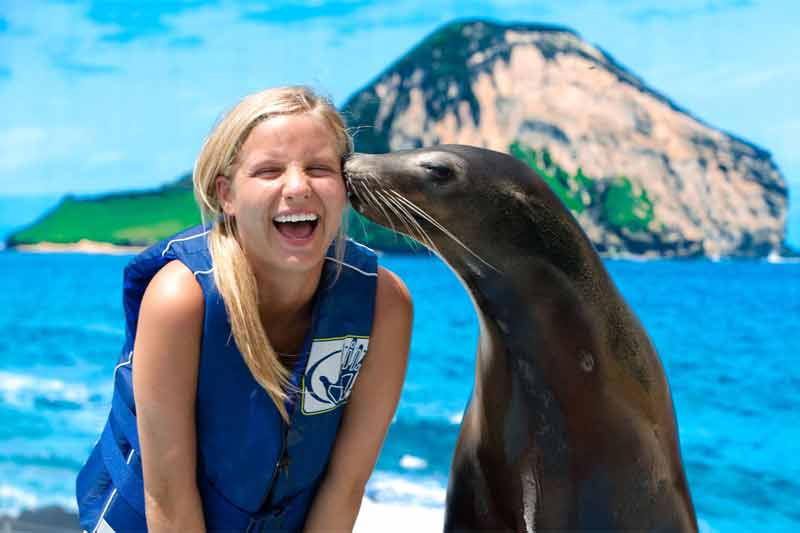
top-left (509, 189), bottom-right (545, 223)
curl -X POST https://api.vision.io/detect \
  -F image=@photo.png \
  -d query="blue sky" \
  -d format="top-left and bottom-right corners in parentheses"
top-left (1, 0), bottom-right (798, 246)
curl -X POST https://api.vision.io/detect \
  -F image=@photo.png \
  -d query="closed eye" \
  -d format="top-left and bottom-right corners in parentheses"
top-left (307, 165), bottom-right (336, 177)
top-left (251, 167), bottom-right (282, 178)
top-left (421, 163), bottom-right (454, 183)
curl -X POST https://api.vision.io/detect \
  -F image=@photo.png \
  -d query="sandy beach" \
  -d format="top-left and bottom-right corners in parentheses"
top-left (12, 240), bottom-right (145, 255)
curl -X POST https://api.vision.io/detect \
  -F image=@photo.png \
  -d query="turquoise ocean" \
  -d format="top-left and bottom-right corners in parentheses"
top-left (0, 245), bottom-right (798, 532)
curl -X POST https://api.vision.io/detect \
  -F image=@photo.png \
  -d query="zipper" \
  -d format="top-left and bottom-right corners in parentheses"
top-left (257, 423), bottom-right (288, 513)
top-left (255, 267), bottom-right (323, 514)
top-left (256, 383), bottom-right (302, 513)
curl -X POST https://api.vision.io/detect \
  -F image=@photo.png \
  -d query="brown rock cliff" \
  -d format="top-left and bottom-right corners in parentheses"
top-left (343, 20), bottom-right (788, 257)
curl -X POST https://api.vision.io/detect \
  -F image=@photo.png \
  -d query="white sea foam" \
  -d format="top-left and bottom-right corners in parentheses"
top-left (698, 518), bottom-right (717, 533)
top-left (0, 485), bottom-right (77, 518)
top-left (0, 485), bottom-right (38, 517)
top-left (0, 371), bottom-right (92, 409)
top-left (449, 412), bottom-right (463, 424)
top-left (365, 472), bottom-right (446, 507)
top-left (400, 454), bottom-right (428, 470)
top-left (355, 496), bottom-right (444, 533)
top-left (82, 322), bottom-right (125, 336)
top-left (357, 471), bottom-right (445, 531)
top-left (766, 252), bottom-right (800, 264)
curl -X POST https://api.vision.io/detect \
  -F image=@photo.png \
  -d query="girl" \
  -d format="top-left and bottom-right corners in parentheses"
top-left (76, 86), bottom-right (413, 532)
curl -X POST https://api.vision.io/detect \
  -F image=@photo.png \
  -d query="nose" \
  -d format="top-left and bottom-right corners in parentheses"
top-left (283, 165), bottom-right (311, 201)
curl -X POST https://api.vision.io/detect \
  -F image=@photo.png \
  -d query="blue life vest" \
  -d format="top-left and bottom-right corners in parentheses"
top-left (76, 225), bottom-right (379, 532)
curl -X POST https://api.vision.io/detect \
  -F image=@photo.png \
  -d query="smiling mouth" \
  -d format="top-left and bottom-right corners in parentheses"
top-left (273, 213), bottom-right (320, 240)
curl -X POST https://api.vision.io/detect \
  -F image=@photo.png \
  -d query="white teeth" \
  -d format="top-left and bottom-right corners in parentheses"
top-left (273, 213), bottom-right (319, 223)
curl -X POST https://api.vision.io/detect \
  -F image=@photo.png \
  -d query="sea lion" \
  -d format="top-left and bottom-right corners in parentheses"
top-left (344, 145), bottom-right (698, 532)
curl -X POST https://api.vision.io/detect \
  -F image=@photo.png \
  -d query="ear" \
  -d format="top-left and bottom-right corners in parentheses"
top-left (216, 175), bottom-right (235, 216)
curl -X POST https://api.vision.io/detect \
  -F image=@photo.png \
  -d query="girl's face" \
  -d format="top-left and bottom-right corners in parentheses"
top-left (217, 113), bottom-right (347, 275)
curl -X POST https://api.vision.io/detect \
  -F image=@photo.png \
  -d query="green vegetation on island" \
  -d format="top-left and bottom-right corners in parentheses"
top-left (509, 141), bottom-right (594, 213)
top-left (509, 140), bottom-right (658, 234)
top-left (8, 175), bottom-right (201, 246)
top-left (603, 176), bottom-right (656, 233)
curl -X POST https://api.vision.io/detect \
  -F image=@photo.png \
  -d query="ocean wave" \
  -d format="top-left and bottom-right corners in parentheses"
top-left (355, 496), bottom-right (444, 533)
top-left (0, 484), bottom-right (38, 517)
top-left (765, 253), bottom-right (800, 264)
top-left (0, 371), bottom-right (96, 410)
top-left (365, 471), bottom-right (446, 507)
top-left (15, 321), bottom-right (123, 339)
top-left (397, 403), bottom-right (466, 426)
top-left (400, 454), bottom-right (428, 470)
top-left (0, 486), bottom-right (77, 518)
top-left (449, 412), bottom-right (463, 425)
top-left (699, 518), bottom-right (718, 533)
top-left (0, 451), bottom-right (84, 471)
top-left (81, 322), bottom-right (125, 336)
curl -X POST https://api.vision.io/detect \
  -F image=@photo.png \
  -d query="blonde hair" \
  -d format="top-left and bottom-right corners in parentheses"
top-left (193, 86), bottom-right (353, 421)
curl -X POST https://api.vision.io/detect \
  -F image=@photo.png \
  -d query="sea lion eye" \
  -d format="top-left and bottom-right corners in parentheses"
top-left (421, 163), bottom-right (454, 184)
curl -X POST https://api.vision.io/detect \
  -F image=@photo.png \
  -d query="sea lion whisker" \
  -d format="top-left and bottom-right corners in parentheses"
top-left (351, 181), bottom-right (381, 222)
top-left (361, 169), bottom-right (383, 188)
top-left (350, 181), bottom-right (371, 212)
top-left (363, 184), bottom-right (400, 235)
top-left (395, 199), bottom-right (441, 256)
top-left (389, 190), bottom-right (498, 272)
top-left (386, 190), bottom-right (461, 259)
top-left (349, 183), bottom-right (373, 239)
top-left (377, 188), bottom-right (435, 251)
top-left (353, 179), bottom-right (393, 232)
top-left (374, 190), bottom-right (423, 252)
top-left (354, 175), bottom-right (428, 253)
top-left (369, 172), bottom-right (384, 188)
top-left (387, 190), bottom-right (472, 264)
top-left (379, 190), bottom-right (435, 254)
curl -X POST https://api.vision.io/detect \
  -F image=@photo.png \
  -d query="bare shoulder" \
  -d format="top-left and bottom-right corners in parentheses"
top-left (374, 266), bottom-right (413, 323)
top-left (133, 260), bottom-right (204, 389)
top-left (360, 266), bottom-right (412, 373)
top-left (139, 259), bottom-right (204, 327)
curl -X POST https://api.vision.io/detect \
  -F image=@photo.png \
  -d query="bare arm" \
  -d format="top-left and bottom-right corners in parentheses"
top-left (132, 260), bottom-right (207, 532)
top-left (304, 266), bottom-right (413, 532)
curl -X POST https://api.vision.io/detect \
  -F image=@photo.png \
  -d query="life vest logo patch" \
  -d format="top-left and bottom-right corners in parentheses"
top-left (301, 336), bottom-right (368, 415)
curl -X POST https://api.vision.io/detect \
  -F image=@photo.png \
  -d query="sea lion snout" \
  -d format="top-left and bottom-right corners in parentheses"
top-left (344, 152), bottom-right (406, 185)
top-left (345, 149), bottom-right (467, 192)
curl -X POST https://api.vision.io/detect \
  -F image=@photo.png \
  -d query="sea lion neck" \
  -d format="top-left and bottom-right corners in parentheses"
top-left (465, 272), bottom-right (572, 470)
